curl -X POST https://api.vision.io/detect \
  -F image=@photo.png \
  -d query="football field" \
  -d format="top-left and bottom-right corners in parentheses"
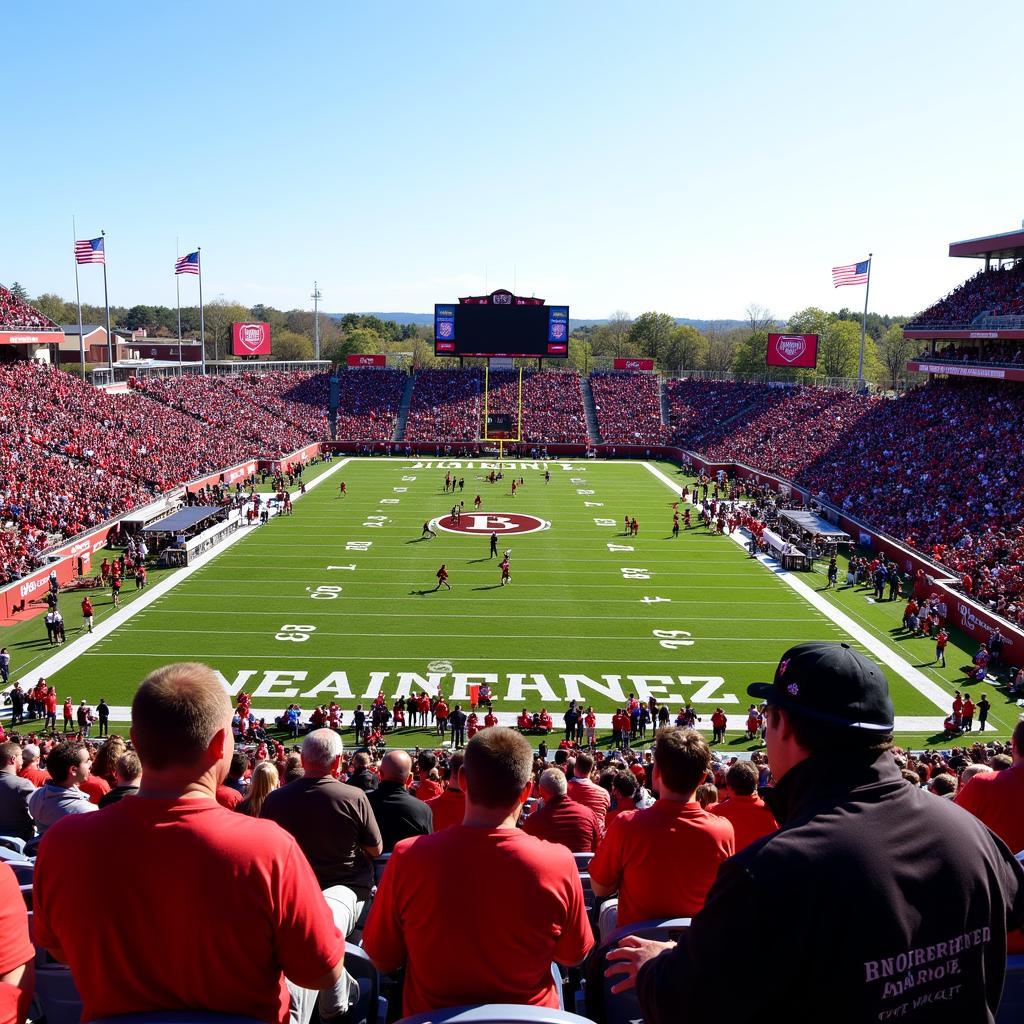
top-left (13, 457), bottom-right (1020, 749)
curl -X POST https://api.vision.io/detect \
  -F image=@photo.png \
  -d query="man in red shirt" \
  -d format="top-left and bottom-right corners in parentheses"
top-left (18, 744), bottom-right (48, 787)
top-left (522, 768), bottom-right (601, 852)
top-left (956, 717), bottom-right (1024, 855)
top-left (567, 751), bottom-right (610, 827)
top-left (589, 728), bottom-right (735, 937)
top-left (710, 760), bottom-right (778, 852)
top-left (363, 728), bottom-right (592, 1014)
top-left (33, 662), bottom-right (350, 1024)
top-left (413, 752), bottom-right (443, 802)
top-left (711, 708), bottom-right (727, 744)
top-left (426, 751), bottom-right (466, 831)
top-left (0, 861), bottom-right (34, 1024)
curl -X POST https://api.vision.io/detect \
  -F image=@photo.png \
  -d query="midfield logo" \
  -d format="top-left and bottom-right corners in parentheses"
top-left (433, 512), bottom-right (550, 535)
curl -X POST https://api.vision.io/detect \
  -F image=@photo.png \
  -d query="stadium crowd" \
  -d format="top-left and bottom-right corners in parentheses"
top-left (0, 288), bottom-right (59, 333)
top-left (589, 372), bottom-right (665, 445)
top-left (484, 370), bottom-right (589, 444)
top-left (0, 651), bottom-right (1021, 1023)
top-left (403, 369), bottom-right (483, 442)
top-left (908, 263), bottom-right (1024, 327)
top-left (329, 368), bottom-right (406, 441)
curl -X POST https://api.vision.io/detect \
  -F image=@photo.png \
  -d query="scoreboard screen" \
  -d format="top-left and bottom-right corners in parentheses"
top-left (435, 302), bottom-right (569, 358)
top-left (486, 412), bottom-right (514, 438)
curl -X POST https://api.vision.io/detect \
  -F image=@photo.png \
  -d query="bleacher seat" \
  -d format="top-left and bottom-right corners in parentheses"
top-left (0, 845), bottom-right (29, 863)
top-left (0, 835), bottom-right (26, 855)
top-left (572, 853), bottom-right (592, 872)
top-left (397, 1004), bottom-right (593, 1024)
top-left (33, 964), bottom-right (83, 1024)
top-left (345, 942), bottom-right (388, 1024)
top-left (373, 854), bottom-right (391, 885)
top-left (998, 956), bottom-right (1024, 1024)
top-left (9, 860), bottom-right (34, 885)
top-left (581, 917), bottom-right (691, 1024)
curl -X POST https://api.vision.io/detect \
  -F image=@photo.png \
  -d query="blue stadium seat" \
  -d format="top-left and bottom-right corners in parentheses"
top-left (19, 882), bottom-right (32, 910)
top-left (397, 1004), bottom-right (592, 1024)
top-left (580, 917), bottom-right (692, 1024)
top-left (9, 860), bottom-right (34, 885)
top-left (373, 854), bottom-right (391, 884)
top-left (0, 844), bottom-right (30, 863)
top-left (345, 942), bottom-right (388, 1024)
top-left (572, 853), bottom-right (592, 872)
top-left (0, 835), bottom-right (27, 855)
top-left (998, 955), bottom-right (1024, 1024)
top-left (34, 965), bottom-right (83, 1024)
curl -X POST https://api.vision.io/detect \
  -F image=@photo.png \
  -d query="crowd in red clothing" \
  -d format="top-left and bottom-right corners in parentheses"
top-left (908, 263), bottom-right (1024, 327)
top-left (589, 372), bottom-right (665, 445)
top-left (483, 370), bottom-right (589, 444)
top-left (403, 369), bottom-right (482, 442)
top-left (331, 368), bottom-right (406, 441)
top-left (0, 287), bottom-right (59, 332)
top-left (919, 341), bottom-right (1024, 365)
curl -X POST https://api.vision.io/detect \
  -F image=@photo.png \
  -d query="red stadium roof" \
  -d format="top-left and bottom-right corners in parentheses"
top-left (949, 228), bottom-right (1024, 260)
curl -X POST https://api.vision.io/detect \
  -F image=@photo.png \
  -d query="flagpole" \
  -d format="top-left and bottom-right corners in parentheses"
top-left (198, 247), bottom-right (206, 374)
top-left (176, 237), bottom-right (182, 370)
top-left (101, 230), bottom-right (113, 376)
top-left (73, 217), bottom-right (85, 376)
top-left (857, 253), bottom-right (872, 390)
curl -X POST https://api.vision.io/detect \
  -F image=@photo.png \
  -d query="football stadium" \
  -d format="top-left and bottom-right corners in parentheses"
top-left (2, 5), bottom-right (1024, 1024)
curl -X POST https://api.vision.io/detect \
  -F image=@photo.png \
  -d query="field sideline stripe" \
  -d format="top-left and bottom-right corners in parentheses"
top-left (5, 458), bottom-right (352, 690)
top-left (117, 609), bottom-right (831, 622)
top-left (639, 461), bottom-right (950, 720)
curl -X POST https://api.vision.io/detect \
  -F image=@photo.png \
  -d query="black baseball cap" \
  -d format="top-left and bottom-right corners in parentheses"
top-left (748, 641), bottom-right (894, 732)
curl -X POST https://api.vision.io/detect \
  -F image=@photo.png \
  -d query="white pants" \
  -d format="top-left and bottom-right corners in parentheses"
top-left (286, 885), bottom-right (361, 1024)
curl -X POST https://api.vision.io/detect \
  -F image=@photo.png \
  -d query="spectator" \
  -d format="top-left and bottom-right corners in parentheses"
top-left (425, 750), bottom-right (466, 832)
top-left (362, 728), bottom-right (593, 1014)
top-left (710, 760), bottom-right (778, 851)
top-left (32, 662), bottom-right (351, 1024)
top-left (98, 751), bottom-right (142, 808)
top-left (215, 751), bottom-right (247, 809)
top-left (0, 860), bottom-right (34, 1024)
top-left (589, 728), bottom-right (734, 937)
top-left (18, 745), bottom-right (48, 788)
top-left (27, 741), bottom-right (97, 836)
top-left (412, 751), bottom-right (443, 801)
top-left (0, 742), bottom-right (34, 842)
top-left (346, 751), bottom-right (379, 792)
top-left (955, 716), bottom-right (1024, 854)
top-left (521, 767), bottom-right (601, 853)
top-left (606, 642), bottom-right (1024, 1022)
top-left (590, 372), bottom-right (665, 445)
top-left (238, 761), bottom-right (279, 817)
top-left (367, 750), bottom-right (433, 853)
top-left (566, 751), bottom-right (611, 827)
top-left (261, 728), bottom-right (382, 934)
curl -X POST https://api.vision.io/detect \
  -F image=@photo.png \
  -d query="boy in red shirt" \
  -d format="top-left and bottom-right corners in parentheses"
top-left (710, 760), bottom-right (778, 852)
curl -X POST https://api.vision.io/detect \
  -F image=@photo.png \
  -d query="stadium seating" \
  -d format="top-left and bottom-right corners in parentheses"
top-left (33, 964), bottom-right (83, 1024)
top-left (0, 834), bottom-right (26, 855)
top-left (404, 369), bottom-right (482, 442)
top-left (484, 371), bottom-right (589, 444)
top-left (589, 373), bottom-right (664, 445)
top-left (0, 286), bottom-right (59, 331)
top-left (999, 957), bottom-right (1024, 1024)
top-left (331, 369), bottom-right (407, 441)
top-left (345, 942), bottom-right (389, 1024)
top-left (908, 264), bottom-right (1024, 328)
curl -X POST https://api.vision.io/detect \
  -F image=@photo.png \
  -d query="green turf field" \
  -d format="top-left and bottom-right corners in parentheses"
top-left (6, 457), bottom-right (1021, 750)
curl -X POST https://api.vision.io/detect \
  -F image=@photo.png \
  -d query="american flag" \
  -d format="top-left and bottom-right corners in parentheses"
top-left (75, 237), bottom-right (105, 264)
top-left (175, 251), bottom-right (200, 275)
top-left (832, 259), bottom-right (870, 287)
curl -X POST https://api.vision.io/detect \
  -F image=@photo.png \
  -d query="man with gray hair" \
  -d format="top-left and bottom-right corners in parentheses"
top-left (262, 728), bottom-right (383, 936)
top-left (522, 767), bottom-right (601, 852)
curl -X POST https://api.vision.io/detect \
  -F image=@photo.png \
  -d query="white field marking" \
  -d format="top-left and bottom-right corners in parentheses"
top-left (186, 570), bottom-right (780, 580)
top-left (148, 582), bottom-right (785, 592)
top-left (641, 461), bottom-right (950, 724)
top-left (115, 609), bottom-right (833, 623)
top-left (6, 458), bottom-right (352, 690)
top-left (118, 627), bottom-right (836, 644)
top-left (143, 594), bottom-right (812, 605)
top-left (84, 653), bottom-right (784, 664)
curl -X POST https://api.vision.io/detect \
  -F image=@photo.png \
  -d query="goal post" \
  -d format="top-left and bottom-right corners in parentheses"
top-left (482, 364), bottom-right (523, 461)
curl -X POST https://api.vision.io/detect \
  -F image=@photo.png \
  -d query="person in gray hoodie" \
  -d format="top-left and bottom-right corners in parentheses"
top-left (28, 741), bottom-right (96, 838)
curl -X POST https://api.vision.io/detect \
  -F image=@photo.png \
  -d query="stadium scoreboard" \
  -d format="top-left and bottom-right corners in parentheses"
top-left (434, 301), bottom-right (569, 359)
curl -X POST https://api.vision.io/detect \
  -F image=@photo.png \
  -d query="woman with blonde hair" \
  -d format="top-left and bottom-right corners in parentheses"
top-left (236, 760), bottom-right (279, 817)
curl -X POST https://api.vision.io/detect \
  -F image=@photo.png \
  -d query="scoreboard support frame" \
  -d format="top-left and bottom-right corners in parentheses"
top-left (482, 364), bottom-right (523, 460)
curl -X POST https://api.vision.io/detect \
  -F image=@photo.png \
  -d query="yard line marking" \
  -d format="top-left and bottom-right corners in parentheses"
top-left (116, 609), bottom-right (830, 622)
top-left (82, 652), bottom-right (786, 664)
top-left (640, 461), bottom-right (949, 723)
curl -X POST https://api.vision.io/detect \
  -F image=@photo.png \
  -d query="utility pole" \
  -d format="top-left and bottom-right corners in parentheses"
top-left (311, 281), bottom-right (322, 360)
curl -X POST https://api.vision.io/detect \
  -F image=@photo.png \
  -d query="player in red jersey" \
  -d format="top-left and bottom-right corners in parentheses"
top-left (434, 564), bottom-right (451, 591)
top-left (338, 481), bottom-right (346, 497)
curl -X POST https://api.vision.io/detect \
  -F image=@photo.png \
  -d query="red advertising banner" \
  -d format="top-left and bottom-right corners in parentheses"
top-left (231, 322), bottom-right (272, 356)
top-left (613, 358), bottom-right (655, 371)
top-left (0, 330), bottom-right (63, 347)
top-left (767, 333), bottom-right (818, 368)
top-left (346, 354), bottom-right (387, 367)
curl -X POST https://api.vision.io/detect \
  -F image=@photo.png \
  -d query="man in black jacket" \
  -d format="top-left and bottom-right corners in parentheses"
top-left (606, 641), bottom-right (1024, 1023)
top-left (367, 750), bottom-right (433, 852)
top-left (346, 751), bottom-right (379, 792)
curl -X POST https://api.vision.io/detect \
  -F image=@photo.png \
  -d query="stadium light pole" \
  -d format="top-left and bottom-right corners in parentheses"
top-left (312, 281), bottom-right (322, 361)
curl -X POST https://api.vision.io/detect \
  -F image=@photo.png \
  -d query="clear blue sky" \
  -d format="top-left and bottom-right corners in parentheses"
top-left (3, 0), bottom-right (1023, 320)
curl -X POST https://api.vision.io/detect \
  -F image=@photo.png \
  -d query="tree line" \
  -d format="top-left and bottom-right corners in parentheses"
top-left (5, 281), bottom-right (913, 386)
